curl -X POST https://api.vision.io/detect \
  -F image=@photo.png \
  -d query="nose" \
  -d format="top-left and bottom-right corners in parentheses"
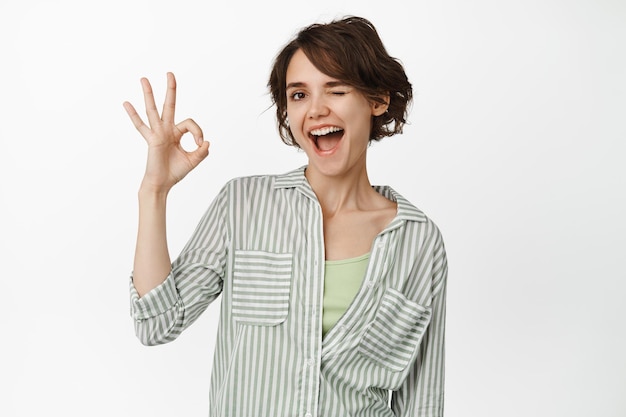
top-left (307, 94), bottom-right (330, 119)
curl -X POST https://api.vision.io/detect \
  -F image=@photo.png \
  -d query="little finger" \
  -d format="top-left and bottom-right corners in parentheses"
top-left (123, 101), bottom-right (152, 138)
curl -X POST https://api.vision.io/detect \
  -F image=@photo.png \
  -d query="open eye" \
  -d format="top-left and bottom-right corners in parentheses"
top-left (290, 91), bottom-right (306, 101)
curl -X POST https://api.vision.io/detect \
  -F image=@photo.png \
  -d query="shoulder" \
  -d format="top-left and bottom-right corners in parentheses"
top-left (223, 173), bottom-right (277, 190)
top-left (377, 185), bottom-right (446, 246)
top-left (221, 166), bottom-right (306, 195)
top-left (376, 186), bottom-right (441, 226)
top-left (215, 168), bottom-right (303, 204)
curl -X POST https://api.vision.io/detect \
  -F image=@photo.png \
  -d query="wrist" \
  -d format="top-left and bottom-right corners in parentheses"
top-left (138, 181), bottom-right (170, 200)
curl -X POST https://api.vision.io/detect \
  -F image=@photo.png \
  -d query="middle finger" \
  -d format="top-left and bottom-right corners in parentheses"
top-left (161, 72), bottom-right (177, 124)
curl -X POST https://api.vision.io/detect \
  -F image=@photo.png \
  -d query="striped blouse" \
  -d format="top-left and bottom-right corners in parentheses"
top-left (129, 166), bottom-right (448, 417)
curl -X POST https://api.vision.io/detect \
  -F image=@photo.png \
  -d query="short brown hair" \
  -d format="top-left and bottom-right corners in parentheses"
top-left (268, 16), bottom-right (413, 147)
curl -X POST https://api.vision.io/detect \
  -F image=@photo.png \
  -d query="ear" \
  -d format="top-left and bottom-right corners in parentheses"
top-left (371, 93), bottom-right (390, 116)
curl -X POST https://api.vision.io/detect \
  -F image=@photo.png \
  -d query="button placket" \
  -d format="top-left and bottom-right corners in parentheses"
top-left (300, 200), bottom-right (323, 417)
top-left (366, 237), bottom-right (386, 289)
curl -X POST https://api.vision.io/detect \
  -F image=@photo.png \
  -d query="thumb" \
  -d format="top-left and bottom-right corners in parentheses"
top-left (188, 140), bottom-right (210, 167)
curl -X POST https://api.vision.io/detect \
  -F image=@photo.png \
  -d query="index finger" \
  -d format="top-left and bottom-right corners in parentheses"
top-left (161, 72), bottom-right (177, 124)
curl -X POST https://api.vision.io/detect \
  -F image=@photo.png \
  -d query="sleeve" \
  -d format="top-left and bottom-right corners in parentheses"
top-left (392, 228), bottom-right (448, 417)
top-left (129, 185), bottom-right (230, 346)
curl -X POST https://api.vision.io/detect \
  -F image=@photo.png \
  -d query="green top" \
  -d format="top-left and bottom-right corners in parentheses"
top-left (322, 253), bottom-right (370, 335)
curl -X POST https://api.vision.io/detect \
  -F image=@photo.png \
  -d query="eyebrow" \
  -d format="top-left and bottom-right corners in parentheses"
top-left (286, 81), bottom-right (350, 90)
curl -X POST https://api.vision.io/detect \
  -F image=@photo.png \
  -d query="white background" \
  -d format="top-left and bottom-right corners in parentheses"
top-left (1, 0), bottom-right (624, 416)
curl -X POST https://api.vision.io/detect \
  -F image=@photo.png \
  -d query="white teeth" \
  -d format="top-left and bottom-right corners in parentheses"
top-left (310, 126), bottom-right (343, 136)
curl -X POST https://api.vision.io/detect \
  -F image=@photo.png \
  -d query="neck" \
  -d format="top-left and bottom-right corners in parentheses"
top-left (304, 162), bottom-right (374, 216)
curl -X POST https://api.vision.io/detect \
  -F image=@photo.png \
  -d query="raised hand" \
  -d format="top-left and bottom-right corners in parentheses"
top-left (123, 72), bottom-right (210, 193)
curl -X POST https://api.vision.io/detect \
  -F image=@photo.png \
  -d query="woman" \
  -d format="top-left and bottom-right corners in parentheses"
top-left (125, 16), bottom-right (447, 417)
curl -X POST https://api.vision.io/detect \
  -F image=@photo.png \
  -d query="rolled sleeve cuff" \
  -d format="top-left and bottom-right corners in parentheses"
top-left (129, 272), bottom-right (179, 320)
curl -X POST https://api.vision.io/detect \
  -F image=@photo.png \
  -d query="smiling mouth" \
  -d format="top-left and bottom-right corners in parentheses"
top-left (309, 126), bottom-right (344, 152)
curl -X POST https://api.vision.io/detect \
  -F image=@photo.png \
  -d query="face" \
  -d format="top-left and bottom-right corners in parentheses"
top-left (285, 49), bottom-right (388, 180)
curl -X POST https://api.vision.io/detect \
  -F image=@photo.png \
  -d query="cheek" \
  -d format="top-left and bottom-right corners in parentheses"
top-left (286, 108), bottom-right (303, 132)
top-left (285, 113), bottom-right (305, 146)
top-left (285, 106), bottom-right (295, 126)
top-left (348, 109), bottom-right (375, 136)
top-left (345, 100), bottom-right (374, 123)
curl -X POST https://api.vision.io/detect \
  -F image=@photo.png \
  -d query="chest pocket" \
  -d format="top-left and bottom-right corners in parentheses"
top-left (357, 288), bottom-right (432, 372)
top-left (231, 250), bottom-right (293, 326)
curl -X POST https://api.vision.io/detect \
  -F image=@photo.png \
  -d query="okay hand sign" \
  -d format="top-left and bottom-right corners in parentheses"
top-left (123, 72), bottom-right (210, 193)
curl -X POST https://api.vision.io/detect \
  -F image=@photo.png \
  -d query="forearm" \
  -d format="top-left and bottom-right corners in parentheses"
top-left (133, 185), bottom-right (172, 297)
